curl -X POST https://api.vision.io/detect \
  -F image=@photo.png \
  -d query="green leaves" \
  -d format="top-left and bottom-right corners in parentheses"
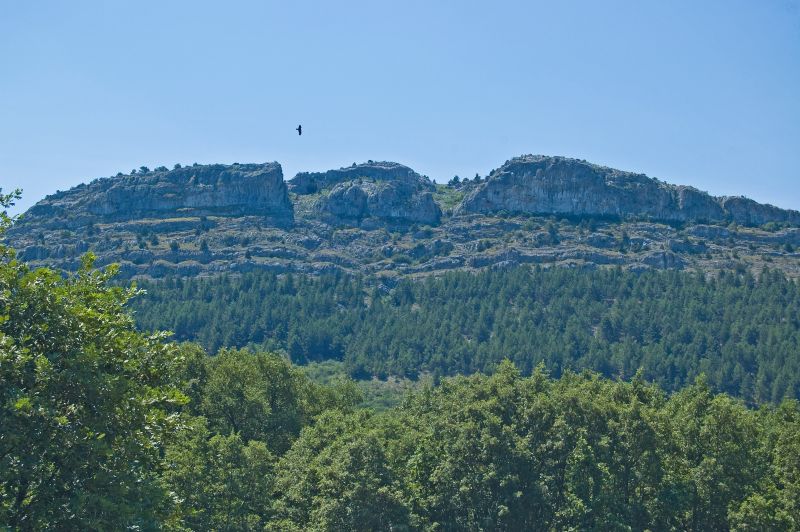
top-left (0, 253), bottom-right (187, 529)
top-left (0, 188), bottom-right (22, 237)
top-left (267, 368), bottom-right (800, 530)
top-left (200, 349), bottom-right (307, 453)
top-left (161, 418), bottom-right (276, 530)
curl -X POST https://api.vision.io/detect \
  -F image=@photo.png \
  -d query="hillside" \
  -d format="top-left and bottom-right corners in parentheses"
top-left (4, 173), bottom-right (800, 531)
top-left (132, 266), bottom-right (800, 403)
top-left (7, 155), bottom-right (800, 279)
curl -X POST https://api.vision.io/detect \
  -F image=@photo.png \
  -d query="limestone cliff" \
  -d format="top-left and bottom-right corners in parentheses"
top-left (21, 163), bottom-right (293, 229)
top-left (456, 155), bottom-right (800, 226)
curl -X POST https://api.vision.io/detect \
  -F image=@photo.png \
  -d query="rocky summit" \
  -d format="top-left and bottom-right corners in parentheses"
top-left (458, 155), bottom-right (800, 226)
top-left (290, 161), bottom-right (441, 226)
top-left (6, 155), bottom-right (800, 279)
top-left (23, 162), bottom-right (293, 229)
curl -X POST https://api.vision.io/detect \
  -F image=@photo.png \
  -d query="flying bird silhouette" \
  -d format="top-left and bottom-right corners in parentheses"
top-left (296, 124), bottom-right (302, 136)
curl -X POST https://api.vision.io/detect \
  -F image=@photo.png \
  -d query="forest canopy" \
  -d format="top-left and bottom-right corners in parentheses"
top-left (134, 266), bottom-right (800, 404)
top-left (2, 258), bottom-right (799, 528)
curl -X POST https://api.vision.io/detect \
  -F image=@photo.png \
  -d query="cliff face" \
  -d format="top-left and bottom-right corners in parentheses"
top-left (719, 196), bottom-right (800, 226)
top-left (457, 155), bottom-right (800, 225)
top-left (291, 161), bottom-right (441, 226)
top-left (22, 163), bottom-right (293, 229)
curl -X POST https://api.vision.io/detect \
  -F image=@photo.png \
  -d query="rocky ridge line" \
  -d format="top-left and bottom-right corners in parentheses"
top-left (458, 155), bottom-right (800, 226)
top-left (6, 155), bottom-right (800, 279)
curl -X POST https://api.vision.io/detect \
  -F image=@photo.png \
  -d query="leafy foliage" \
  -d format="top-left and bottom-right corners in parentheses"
top-left (159, 347), bottom-right (363, 530)
top-left (161, 418), bottom-right (275, 530)
top-left (268, 364), bottom-right (800, 530)
top-left (1, 192), bottom-right (186, 528)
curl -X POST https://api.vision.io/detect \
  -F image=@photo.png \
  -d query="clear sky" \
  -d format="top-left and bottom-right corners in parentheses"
top-left (2, 1), bottom-right (799, 215)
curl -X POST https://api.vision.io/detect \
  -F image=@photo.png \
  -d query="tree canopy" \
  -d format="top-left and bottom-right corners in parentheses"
top-left (134, 266), bottom-right (800, 403)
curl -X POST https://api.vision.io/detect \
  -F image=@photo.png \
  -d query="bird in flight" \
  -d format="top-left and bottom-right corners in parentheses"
top-left (296, 124), bottom-right (302, 136)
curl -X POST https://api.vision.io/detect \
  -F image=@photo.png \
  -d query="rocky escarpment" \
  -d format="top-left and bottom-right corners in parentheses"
top-left (20, 163), bottom-right (293, 229)
top-left (290, 161), bottom-right (441, 226)
top-left (718, 196), bottom-right (800, 226)
top-left (5, 155), bottom-right (800, 280)
top-left (457, 155), bottom-right (800, 226)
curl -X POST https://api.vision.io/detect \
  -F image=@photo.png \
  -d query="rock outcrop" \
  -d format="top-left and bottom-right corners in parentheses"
top-left (457, 155), bottom-right (800, 226)
top-left (719, 196), bottom-right (800, 226)
top-left (289, 161), bottom-right (430, 194)
top-left (290, 161), bottom-right (441, 226)
top-left (21, 163), bottom-right (293, 229)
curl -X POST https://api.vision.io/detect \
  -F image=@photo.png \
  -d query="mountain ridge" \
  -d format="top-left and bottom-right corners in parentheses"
top-left (7, 155), bottom-right (800, 279)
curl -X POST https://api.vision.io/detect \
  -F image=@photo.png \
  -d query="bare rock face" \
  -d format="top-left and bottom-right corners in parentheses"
top-left (640, 250), bottom-right (685, 269)
top-left (719, 196), bottom-right (800, 226)
top-left (22, 163), bottom-right (293, 229)
top-left (457, 155), bottom-right (800, 226)
top-left (319, 184), bottom-right (369, 219)
top-left (291, 161), bottom-right (441, 226)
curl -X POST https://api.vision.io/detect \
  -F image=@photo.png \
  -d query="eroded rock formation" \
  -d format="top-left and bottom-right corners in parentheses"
top-left (457, 155), bottom-right (800, 225)
top-left (290, 161), bottom-right (441, 225)
top-left (22, 163), bottom-right (293, 229)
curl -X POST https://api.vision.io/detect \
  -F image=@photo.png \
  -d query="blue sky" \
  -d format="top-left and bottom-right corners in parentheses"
top-left (2, 1), bottom-right (799, 215)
